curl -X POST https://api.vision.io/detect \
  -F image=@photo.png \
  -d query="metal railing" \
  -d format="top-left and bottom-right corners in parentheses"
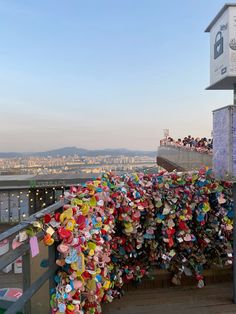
top-left (0, 199), bottom-right (67, 314)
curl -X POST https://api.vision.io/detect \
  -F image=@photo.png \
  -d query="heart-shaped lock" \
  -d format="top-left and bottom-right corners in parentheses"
top-left (184, 234), bottom-right (192, 242)
top-left (57, 244), bottom-right (69, 254)
top-left (65, 249), bottom-right (78, 264)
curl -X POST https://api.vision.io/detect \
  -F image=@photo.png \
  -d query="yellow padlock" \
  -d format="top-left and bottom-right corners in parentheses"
top-left (66, 218), bottom-right (75, 231)
top-left (67, 304), bottom-right (75, 311)
top-left (60, 208), bottom-right (73, 222)
top-left (103, 280), bottom-right (110, 290)
top-left (81, 203), bottom-right (89, 216)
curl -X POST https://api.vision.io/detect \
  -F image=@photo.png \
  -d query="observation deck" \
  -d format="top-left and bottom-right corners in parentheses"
top-left (156, 144), bottom-right (212, 171)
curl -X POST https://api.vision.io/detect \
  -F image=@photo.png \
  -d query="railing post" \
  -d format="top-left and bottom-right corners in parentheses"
top-left (22, 251), bottom-right (31, 314)
top-left (0, 200), bottom-right (66, 314)
top-left (48, 244), bottom-right (56, 292)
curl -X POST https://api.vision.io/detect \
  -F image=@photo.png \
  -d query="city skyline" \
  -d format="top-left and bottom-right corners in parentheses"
top-left (0, 0), bottom-right (233, 152)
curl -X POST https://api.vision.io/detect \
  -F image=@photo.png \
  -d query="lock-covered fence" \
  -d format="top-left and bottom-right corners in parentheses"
top-left (39, 169), bottom-right (233, 313)
top-left (0, 169), bottom-right (233, 314)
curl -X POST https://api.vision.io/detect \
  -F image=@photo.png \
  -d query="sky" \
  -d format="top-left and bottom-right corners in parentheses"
top-left (0, 0), bottom-right (234, 152)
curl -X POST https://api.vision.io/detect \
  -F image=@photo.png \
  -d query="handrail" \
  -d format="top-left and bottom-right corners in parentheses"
top-left (159, 144), bottom-right (213, 155)
top-left (0, 240), bottom-right (30, 271)
top-left (0, 199), bottom-right (68, 313)
top-left (0, 199), bottom-right (67, 243)
top-left (5, 264), bottom-right (58, 314)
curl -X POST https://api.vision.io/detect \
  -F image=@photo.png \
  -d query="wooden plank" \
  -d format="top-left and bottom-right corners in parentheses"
top-left (102, 282), bottom-right (236, 314)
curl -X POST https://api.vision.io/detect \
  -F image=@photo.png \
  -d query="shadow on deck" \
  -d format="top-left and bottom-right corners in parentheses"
top-left (102, 282), bottom-right (235, 314)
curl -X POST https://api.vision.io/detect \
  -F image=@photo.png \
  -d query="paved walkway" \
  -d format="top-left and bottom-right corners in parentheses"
top-left (102, 282), bottom-right (236, 314)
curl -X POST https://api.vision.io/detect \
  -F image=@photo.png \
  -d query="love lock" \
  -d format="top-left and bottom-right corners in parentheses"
top-left (214, 31), bottom-right (223, 59)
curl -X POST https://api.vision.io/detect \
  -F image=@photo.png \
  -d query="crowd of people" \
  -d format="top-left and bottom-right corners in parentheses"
top-left (160, 135), bottom-right (213, 154)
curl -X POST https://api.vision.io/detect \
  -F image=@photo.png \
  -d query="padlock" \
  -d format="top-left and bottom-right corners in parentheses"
top-left (214, 31), bottom-right (223, 59)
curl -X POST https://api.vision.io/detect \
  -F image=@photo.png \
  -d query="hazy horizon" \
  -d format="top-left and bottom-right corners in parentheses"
top-left (0, 1), bottom-right (233, 152)
top-left (0, 145), bottom-right (158, 153)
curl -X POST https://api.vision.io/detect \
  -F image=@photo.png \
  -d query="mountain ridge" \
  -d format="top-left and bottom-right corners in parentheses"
top-left (0, 147), bottom-right (156, 158)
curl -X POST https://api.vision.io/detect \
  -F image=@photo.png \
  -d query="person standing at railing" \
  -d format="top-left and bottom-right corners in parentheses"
top-left (159, 135), bottom-right (213, 154)
top-left (207, 138), bottom-right (213, 150)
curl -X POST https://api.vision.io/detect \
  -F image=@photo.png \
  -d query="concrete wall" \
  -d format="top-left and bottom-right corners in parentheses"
top-left (157, 146), bottom-right (212, 171)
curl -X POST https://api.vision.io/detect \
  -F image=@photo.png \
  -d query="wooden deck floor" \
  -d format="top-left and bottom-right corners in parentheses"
top-left (102, 282), bottom-right (236, 314)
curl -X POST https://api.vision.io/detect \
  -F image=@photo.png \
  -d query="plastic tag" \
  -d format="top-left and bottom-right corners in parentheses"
top-left (30, 236), bottom-right (39, 257)
top-left (19, 231), bottom-right (28, 242)
top-left (46, 226), bottom-right (55, 236)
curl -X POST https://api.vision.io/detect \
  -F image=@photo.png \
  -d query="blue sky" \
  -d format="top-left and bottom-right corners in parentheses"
top-left (0, 0), bottom-right (233, 152)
